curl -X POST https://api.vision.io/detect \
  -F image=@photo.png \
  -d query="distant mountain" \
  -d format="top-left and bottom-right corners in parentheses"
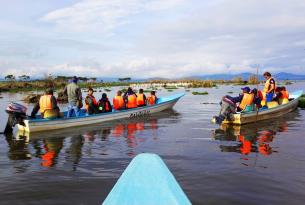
top-left (186, 72), bottom-right (305, 81)
top-left (274, 72), bottom-right (305, 80)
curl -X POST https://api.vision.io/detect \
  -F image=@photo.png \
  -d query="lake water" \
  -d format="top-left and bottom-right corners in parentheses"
top-left (0, 82), bottom-right (304, 205)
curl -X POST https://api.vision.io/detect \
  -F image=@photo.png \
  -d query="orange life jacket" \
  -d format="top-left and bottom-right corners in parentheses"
top-left (85, 95), bottom-right (97, 111)
top-left (280, 90), bottom-right (289, 99)
top-left (147, 95), bottom-right (156, 105)
top-left (239, 93), bottom-right (254, 110)
top-left (137, 93), bottom-right (145, 106)
top-left (39, 95), bottom-right (53, 113)
top-left (127, 94), bottom-right (137, 108)
top-left (113, 95), bottom-right (124, 110)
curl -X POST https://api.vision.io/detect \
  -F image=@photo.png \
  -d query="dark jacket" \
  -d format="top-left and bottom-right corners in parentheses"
top-left (98, 98), bottom-right (112, 113)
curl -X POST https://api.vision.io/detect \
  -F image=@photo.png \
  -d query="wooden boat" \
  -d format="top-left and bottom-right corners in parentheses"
top-left (221, 90), bottom-right (303, 125)
top-left (102, 153), bottom-right (192, 205)
top-left (17, 93), bottom-right (184, 132)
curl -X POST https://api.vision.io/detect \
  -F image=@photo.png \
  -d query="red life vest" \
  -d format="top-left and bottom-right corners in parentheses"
top-left (113, 95), bottom-right (124, 110)
top-left (137, 93), bottom-right (145, 106)
top-left (280, 90), bottom-right (289, 99)
top-left (127, 94), bottom-right (137, 108)
top-left (147, 95), bottom-right (156, 105)
top-left (104, 100), bottom-right (111, 111)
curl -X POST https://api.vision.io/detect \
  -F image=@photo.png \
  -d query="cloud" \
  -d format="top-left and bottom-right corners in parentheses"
top-left (1, 0), bottom-right (305, 78)
top-left (41, 0), bottom-right (185, 34)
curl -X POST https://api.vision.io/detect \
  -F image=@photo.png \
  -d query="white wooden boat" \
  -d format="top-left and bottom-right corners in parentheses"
top-left (17, 93), bottom-right (184, 132)
top-left (221, 90), bottom-right (303, 125)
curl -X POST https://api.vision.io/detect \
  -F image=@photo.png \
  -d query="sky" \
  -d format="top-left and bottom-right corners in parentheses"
top-left (0, 0), bottom-right (305, 78)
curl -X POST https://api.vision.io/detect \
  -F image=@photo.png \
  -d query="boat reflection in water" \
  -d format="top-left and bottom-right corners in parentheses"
top-left (212, 111), bottom-right (298, 166)
top-left (5, 110), bottom-right (176, 171)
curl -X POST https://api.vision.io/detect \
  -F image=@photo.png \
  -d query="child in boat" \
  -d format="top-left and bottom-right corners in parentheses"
top-left (98, 93), bottom-right (112, 113)
top-left (147, 91), bottom-right (158, 105)
top-left (85, 87), bottom-right (99, 114)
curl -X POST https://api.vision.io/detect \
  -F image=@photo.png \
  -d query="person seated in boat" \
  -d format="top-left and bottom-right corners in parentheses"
top-left (137, 89), bottom-right (147, 107)
top-left (98, 93), bottom-right (112, 113)
top-left (249, 88), bottom-right (263, 110)
top-left (85, 87), bottom-right (99, 114)
top-left (113, 90), bottom-right (125, 110)
top-left (124, 87), bottom-right (137, 109)
top-left (213, 87), bottom-right (253, 124)
top-left (147, 91), bottom-right (158, 105)
top-left (274, 87), bottom-right (289, 105)
top-left (31, 88), bottom-right (60, 119)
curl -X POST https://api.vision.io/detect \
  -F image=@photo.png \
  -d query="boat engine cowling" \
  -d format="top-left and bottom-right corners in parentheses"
top-left (4, 102), bottom-right (27, 134)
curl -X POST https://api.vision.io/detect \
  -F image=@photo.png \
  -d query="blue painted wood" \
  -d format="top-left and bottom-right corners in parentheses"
top-left (102, 153), bottom-right (192, 205)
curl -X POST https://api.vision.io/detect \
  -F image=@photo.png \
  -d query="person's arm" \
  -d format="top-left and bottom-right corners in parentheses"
top-left (143, 95), bottom-right (147, 105)
top-left (51, 96), bottom-right (58, 109)
top-left (267, 79), bottom-right (275, 93)
top-left (76, 87), bottom-right (82, 100)
top-left (31, 103), bottom-right (40, 118)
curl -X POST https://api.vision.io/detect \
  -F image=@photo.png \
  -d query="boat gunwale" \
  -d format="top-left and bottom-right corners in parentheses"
top-left (28, 93), bottom-right (185, 123)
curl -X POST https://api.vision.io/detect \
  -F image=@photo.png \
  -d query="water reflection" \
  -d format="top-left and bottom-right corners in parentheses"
top-left (212, 111), bottom-right (299, 165)
top-left (4, 111), bottom-right (174, 171)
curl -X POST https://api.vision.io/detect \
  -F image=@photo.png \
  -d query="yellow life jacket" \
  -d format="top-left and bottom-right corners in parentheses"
top-left (267, 101), bottom-right (279, 108)
top-left (39, 95), bottom-right (53, 114)
top-left (263, 78), bottom-right (276, 93)
top-left (239, 93), bottom-right (254, 110)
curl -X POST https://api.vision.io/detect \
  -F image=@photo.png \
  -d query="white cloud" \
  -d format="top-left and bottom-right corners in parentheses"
top-left (1, 0), bottom-right (305, 78)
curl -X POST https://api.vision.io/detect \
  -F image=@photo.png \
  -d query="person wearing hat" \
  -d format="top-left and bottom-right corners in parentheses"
top-left (237, 86), bottom-right (255, 112)
top-left (64, 76), bottom-right (82, 117)
top-left (213, 87), bottom-right (253, 124)
top-left (84, 87), bottom-right (98, 115)
top-left (31, 88), bottom-right (60, 119)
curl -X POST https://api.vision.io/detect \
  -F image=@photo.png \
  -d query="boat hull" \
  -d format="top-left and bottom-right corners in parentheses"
top-left (222, 90), bottom-right (302, 125)
top-left (17, 94), bottom-right (184, 132)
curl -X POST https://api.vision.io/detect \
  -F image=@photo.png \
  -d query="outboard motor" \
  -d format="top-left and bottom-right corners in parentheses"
top-left (4, 102), bottom-right (27, 134)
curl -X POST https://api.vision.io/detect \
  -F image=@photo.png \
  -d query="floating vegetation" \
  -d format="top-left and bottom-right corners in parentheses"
top-left (227, 91), bottom-right (234, 94)
top-left (165, 86), bottom-right (178, 89)
top-left (167, 90), bottom-right (173, 92)
top-left (201, 102), bottom-right (218, 104)
top-left (120, 88), bottom-right (127, 93)
top-left (104, 88), bottom-right (111, 92)
top-left (284, 81), bottom-right (293, 85)
top-left (299, 97), bottom-right (305, 108)
top-left (185, 89), bottom-right (190, 92)
top-left (144, 90), bottom-right (153, 93)
top-left (192, 91), bottom-right (209, 95)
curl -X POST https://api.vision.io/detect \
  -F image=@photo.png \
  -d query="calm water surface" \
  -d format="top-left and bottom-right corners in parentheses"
top-left (0, 83), bottom-right (305, 205)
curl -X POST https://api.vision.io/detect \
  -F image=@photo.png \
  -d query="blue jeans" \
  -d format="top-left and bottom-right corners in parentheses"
top-left (67, 104), bottom-right (80, 117)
